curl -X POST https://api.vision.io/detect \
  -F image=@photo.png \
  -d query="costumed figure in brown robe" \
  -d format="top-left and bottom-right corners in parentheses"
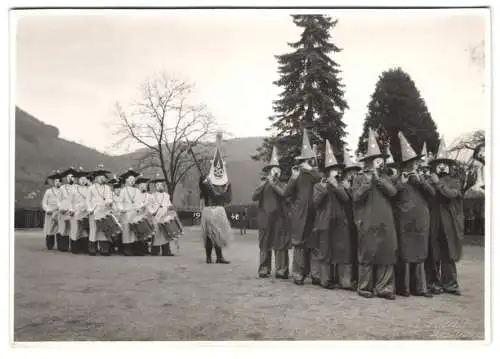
top-left (199, 132), bottom-right (233, 264)
top-left (312, 140), bottom-right (354, 290)
top-left (340, 149), bottom-right (363, 288)
top-left (352, 128), bottom-right (398, 300)
top-left (252, 146), bottom-right (291, 279)
top-left (283, 130), bottom-right (322, 285)
top-left (393, 133), bottom-right (434, 298)
top-left (425, 138), bottom-right (464, 296)
top-left (41, 170), bottom-right (62, 250)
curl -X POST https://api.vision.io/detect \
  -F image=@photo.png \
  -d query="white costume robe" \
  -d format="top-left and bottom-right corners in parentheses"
top-left (41, 187), bottom-right (60, 236)
top-left (86, 183), bottom-right (114, 243)
top-left (57, 184), bottom-right (76, 236)
top-left (118, 186), bottom-right (147, 244)
top-left (147, 191), bottom-right (173, 247)
top-left (69, 185), bottom-right (89, 241)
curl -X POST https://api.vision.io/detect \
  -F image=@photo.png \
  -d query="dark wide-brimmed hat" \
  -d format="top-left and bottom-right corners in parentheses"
top-left (150, 173), bottom-right (166, 183)
top-left (45, 169), bottom-right (62, 184)
top-left (92, 164), bottom-right (111, 178)
top-left (135, 176), bottom-right (151, 185)
top-left (60, 166), bottom-right (79, 178)
top-left (74, 166), bottom-right (90, 178)
top-left (119, 167), bottom-right (140, 180)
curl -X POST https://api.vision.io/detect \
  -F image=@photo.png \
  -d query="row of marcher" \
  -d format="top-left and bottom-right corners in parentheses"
top-left (42, 167), bottom-right (184, 257)
top-left (252, 128), bottom-right (467, 299)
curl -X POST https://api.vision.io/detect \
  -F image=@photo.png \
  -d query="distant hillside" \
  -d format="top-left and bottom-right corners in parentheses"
top-left (15, 107), bottom-right (265, 208)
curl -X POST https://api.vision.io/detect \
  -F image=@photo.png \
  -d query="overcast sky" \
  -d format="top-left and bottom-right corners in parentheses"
top-left (14, 8), bottom-right (488, 155)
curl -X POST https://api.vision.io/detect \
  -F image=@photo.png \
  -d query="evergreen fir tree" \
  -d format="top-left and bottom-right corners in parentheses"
top-left (253, 15), bottom-right (349, 174)
top-left (356, 67), bottom-right (440, 161)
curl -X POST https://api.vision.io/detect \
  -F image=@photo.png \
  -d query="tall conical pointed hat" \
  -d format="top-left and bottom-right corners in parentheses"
top-left (385, 146), bottom-right (398, 168)
top-left (324, 140), bottom-right (342, 169)
top-left (360, 128), bottom-right (387, 162)
top-left (419, 142), bottom-right (431, 168)
top-left (343, 148), bottom-right (362, 171)
top-left (398, 131), bottom-right (422, 164)
top-left (429, 136), bottom-right (457, 166)
top-left (263, 146), bottom-right (280, 171)
top-left (208, 131), bottom-right (229, 186)
top-left (295, 130), bottom-right (316, 161)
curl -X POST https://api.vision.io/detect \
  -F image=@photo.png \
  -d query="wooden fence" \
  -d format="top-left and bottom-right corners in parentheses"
top-left (14, 199), bottom-right (485, 235)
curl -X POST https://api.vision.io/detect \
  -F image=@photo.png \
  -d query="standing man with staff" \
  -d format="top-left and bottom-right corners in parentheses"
top-left (199, 131), bottom-right (233, 264)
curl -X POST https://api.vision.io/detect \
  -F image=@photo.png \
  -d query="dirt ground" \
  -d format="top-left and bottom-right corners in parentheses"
top-left (13, 228), bottom-right (485, 341)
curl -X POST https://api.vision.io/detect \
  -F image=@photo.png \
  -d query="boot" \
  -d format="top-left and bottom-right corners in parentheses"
top-left (56, 234), bottom-right (63, 251)
top-left (99, 241), bottom-right (111, 256)
top-left (150, 246), bottom-right (161, 256)
top-left (215, 246), bottom-right (230, 264)
top-left (71, 239), bottom-right (79, 254)
top-left (88, 241), bottom-right (97, 256)
top-left (80, 237), bottom-right (89, 254)
top-left (60, 235), bottom-right (70, 252)
top-left (133, 242), bottom-right (145, 256)
top-left (45, 235), bottom-right (55, 250)
top-left (162, 243), bottom-right (175, 257)
top-left (123, 243), bottom-right (135, 256)
top-left (205, 237), bottom-right (213, 263)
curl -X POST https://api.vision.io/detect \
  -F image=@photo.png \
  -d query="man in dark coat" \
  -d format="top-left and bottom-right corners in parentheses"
top-left (283, 131), bottom-right (322, 285)
top-left (313, 140), bottom-right (353, 290)
top-left (352, 128), bottom-right (398, 300)
top-left (426, 139), bottom-right (464, 295)
top-left (252, 146), bottom-right (290, 279)
top-left (341, 149), bottom-right (362, 288)
top-left (393, 132), bottom-right (434, 298)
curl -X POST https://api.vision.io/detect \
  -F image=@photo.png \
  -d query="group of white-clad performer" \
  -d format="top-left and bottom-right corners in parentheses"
top-left (252, 128), bottom-right (468, 300)
top-left (42, 165), bottom-right (183, 256)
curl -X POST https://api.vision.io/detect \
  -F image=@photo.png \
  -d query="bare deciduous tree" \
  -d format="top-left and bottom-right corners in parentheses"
top-left (113, 73), bottom-right (220, 198)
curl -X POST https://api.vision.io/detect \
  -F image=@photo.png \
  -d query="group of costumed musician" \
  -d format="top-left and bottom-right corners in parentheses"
top-left (41, 164), bottom-right (182, 257)
top-left (251, 128), bottom-right (465, 300)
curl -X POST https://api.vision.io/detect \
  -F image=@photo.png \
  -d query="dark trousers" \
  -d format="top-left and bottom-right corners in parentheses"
top-left (292, 246), bottom-right (320, 282)
top-left (258, 250), bottom-right (289, 277)
top-left (45, 235), bottom-right (55, 250)
top-left (396, 261), bottom-right (428, 295)
top-left (205, 237), bottom-right (225, 261)
top-left (358, 264), bottom-right (395, 296)
top-left (56, 234), bottom-right (70, 252)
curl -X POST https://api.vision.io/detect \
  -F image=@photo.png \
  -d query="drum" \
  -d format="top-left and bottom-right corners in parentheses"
top-left (95, 206), bottom-right (122, 241)
top-left (129, 212), bottom-right (155, 241)
top-left (75, 209), bottom-right (90, 233)
top-left (159, 211), bottom-right (183, 238)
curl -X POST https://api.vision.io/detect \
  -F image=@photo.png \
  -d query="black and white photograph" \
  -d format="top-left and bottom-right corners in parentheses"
top-left (6, 3), bottom-right (492, 348)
